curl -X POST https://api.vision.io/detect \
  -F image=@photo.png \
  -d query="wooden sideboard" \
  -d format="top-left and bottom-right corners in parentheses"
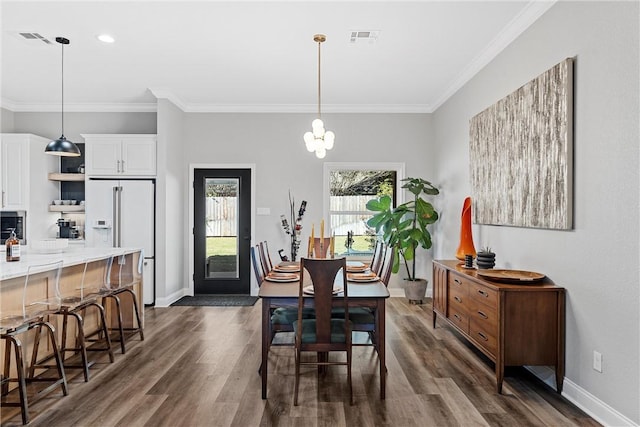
top-left (432, 260), bottom-right (565, 393)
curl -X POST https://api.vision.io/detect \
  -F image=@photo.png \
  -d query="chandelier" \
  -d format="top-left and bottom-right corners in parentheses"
top-left (303, 34), bottom-right (334, 159)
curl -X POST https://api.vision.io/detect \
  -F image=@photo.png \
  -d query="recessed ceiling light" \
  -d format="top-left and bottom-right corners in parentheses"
top-left (97, 34), bottom-right (115, 43)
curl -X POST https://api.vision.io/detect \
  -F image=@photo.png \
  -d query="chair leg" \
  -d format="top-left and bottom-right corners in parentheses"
top-left (42, 321), bottom-right (69, 396)
top-left (8, 336), bottom-right (29, 425)
top-left (347, 339), bottom-right (353, 405)
top-left (125, 289), bottom-right (144, 341)
top-left (104, 295), bottom-right (126, 354)
top-left (2, 335), bottom-right (11, 396)
top-left (293, 344), bottom-right (300, 406)
top-left (27, 323), bottom-right (44, 379)
top-left (66, 311), bottom-right (90, 382)
top-left (92, 302), bottom-right (115, 363)
top-left (121, 289), bottom-right (144, 341)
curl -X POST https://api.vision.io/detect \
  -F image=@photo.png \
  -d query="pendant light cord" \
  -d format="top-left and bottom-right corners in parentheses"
top-left (61, 39), bottom-right (65, 137)
top-left (317, 39), bottom-right (321, 119)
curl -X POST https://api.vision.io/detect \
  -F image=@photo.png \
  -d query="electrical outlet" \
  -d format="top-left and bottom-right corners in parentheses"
top-left (593, 351), bottom-right (602, 372)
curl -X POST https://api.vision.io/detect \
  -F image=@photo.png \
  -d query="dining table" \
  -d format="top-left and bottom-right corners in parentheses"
top-left (258, 267), bottom-right (390, 400)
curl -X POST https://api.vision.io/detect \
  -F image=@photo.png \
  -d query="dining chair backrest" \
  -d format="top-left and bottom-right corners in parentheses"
top-left (307, 237), bottom-right (333, 259)
top-left (251, 245), bottom-right (264, 285)
top-left (262, 241), bottom-right (274, 272)
top-left (379, 245), bottom-right (395, 286)
top-left (370, 241), bottom-right (384, 275)
top-left (257, 242), bottom-right (271, 276)
top-left (298, 257), bottom-right (348, 343)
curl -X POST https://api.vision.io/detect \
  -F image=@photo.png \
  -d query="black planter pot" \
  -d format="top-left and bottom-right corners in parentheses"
top-left (476, 252), bottom-right (496, 269)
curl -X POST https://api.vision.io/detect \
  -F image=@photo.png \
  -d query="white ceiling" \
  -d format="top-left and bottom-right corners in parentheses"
top-left (1, 0), bottom-right (555, 113)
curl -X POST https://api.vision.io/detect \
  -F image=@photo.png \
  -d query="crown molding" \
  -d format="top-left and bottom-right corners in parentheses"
top-left (1, 97), bottom-right (157, 113)
top-left (430, 0), bottom-right (557, 111)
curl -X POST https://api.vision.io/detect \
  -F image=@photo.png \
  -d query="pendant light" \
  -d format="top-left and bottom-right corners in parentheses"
top-left (303, 34), bottom-right (334, 159)
top-left (45, 37), bottom-right (81, 157)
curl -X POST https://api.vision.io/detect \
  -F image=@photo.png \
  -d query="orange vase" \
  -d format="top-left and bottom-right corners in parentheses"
top-left (455, 197), bottom-right (476, 261)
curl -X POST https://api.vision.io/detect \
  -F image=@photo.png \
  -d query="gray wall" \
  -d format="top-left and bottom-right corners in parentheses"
top-left (431, 1), bottom-right (639, 424)
top-left (10, 111), bottom-right (157, 141)
top-left (1, 108), bottom-right (15, 132)
top-left (156, 99), bottom-right (186, 303)
top-left (182, 112), bottom-right (434, 292)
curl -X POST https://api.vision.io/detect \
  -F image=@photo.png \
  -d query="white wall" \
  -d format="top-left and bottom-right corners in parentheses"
top-left (431, 2), bottom-right (639, 424)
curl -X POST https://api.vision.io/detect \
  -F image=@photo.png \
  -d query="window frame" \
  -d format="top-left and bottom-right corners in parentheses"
top-left (323, 162), bottom-right (405, 255)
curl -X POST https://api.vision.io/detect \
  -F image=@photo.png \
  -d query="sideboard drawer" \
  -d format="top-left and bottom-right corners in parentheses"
top-left (448, 283), bottom-right (468, 308)
top-left (468, 299), bottom-right (498, 331)
top-left (449, 272), bottom-right (472, 290)
top-left (470, 319), bottom-right (498, 356)
top-left (448, 305), bottom-right (469, 333)
top-left (469, 282), bottom-right (498, 309)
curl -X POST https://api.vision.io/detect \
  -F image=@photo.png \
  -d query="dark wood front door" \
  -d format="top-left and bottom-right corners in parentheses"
top-left (194, 168), bottom-right (251, 294)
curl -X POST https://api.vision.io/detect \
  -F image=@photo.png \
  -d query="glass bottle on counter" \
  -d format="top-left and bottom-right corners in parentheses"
top-left (5, 228), bottom-right (20, 262)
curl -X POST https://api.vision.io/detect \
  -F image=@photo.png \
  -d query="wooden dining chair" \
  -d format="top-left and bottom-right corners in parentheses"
top-left (370, 241), bottom-right (384, 276)
top-left (293, 257), bottom-right (352, 405)
top-left (349, 246), bottom-right (394, 350)
top-left (307, 237), bottom-right (333, 258)
top-left (257, 241), bottom-right (272, 276)
top-left (379, 244), bottom-right (395, 286)
top-left (251, 246), bottom-right (301, 342)
top-left (0, 261), bottom-right (69, 425)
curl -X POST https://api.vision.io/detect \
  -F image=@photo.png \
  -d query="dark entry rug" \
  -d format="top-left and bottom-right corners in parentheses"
top-left (171, 295), bottom-right (258, 307)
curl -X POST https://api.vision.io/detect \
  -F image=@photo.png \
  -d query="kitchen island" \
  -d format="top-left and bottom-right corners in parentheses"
top-left (1, 247), bottom-right (144, 381)
top-left (1, 246), bottom-right (143, 324)
top-left (0, 247), bottom-right (142, 281)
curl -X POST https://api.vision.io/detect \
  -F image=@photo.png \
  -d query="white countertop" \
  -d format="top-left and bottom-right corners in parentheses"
top-left (0, 247), bottom-right (142, 281)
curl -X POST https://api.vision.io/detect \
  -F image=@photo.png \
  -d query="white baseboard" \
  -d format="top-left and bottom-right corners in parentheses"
top-left (155, 288), bottom-right (189, 307)
top-left (525, 366), bottom-right (637, 426)
top-left (387, 287), bottom-right (433, 298)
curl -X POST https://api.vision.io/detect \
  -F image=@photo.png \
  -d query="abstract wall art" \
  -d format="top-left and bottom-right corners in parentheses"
top-left (469, 58), bottom-right (574, 230)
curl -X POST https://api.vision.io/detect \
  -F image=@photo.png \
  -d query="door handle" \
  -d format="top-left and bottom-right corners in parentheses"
top-left (242, 236), bottom-right (250, 240)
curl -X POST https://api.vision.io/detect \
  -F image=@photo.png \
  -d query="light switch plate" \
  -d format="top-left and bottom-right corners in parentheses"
top-left (257, 207), bottom-right (271, 216)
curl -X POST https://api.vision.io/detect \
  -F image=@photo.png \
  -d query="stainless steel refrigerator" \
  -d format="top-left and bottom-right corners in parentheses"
top-left (85, 179), bottom-right (155, 305)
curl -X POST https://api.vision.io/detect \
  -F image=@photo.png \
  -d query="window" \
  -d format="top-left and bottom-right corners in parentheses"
top-left (323, 163), bottom-right (404, 256)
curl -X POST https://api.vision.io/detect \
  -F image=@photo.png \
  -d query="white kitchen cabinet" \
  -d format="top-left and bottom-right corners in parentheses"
top-left (1, 134), bottom-right (29, 210)
top-left (82, 134), bottom-right (156, 177)
top-left (1, 134), bottom-right (57, 212)
top-left (1, 133), bottom-right (59, 241)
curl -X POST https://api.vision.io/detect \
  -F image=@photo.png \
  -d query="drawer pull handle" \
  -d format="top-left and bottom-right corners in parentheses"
top-left (454, 296), bottom-right (462, 303)
top-left (453, 314), bottom-right (461, 321)
top-left (454, 278), bottom-right (462, 285)
top-left (477, 310), bottom-right (488, 319)
top-left (477, 289), bottom-right (489, 298)
top-left (477, 332), bottom-right (488, 341)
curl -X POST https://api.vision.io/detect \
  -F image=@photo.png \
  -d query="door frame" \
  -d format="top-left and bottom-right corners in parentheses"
top-left (188, 163), bottom-right (256, 296)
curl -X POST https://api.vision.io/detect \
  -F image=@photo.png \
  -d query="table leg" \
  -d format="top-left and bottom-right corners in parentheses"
top-left (261, 298), bottom-right (270, 399)
top-left (377, 299), bottom-right (386, 399)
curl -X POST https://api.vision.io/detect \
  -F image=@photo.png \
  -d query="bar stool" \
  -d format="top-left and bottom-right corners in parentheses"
top-left (43, 256), bottom-right (116, 381)
top-left (0, 260), bottom-right (68, 425)
top-left (103, 253), bottom-right (144, 354)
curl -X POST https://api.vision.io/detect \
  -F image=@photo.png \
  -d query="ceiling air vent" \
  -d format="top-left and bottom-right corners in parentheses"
top-left (18, 32), bottom-right (53, 44)
top-left (349, 30), bottom-right (380, 44)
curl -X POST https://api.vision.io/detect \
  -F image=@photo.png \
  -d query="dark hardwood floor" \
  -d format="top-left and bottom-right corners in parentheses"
top-left (1, 298), bottom-right (599, 426)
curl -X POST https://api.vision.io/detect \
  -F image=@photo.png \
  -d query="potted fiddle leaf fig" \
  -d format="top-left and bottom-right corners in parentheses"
top-left (366, 177), bottom-right (439, 302)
